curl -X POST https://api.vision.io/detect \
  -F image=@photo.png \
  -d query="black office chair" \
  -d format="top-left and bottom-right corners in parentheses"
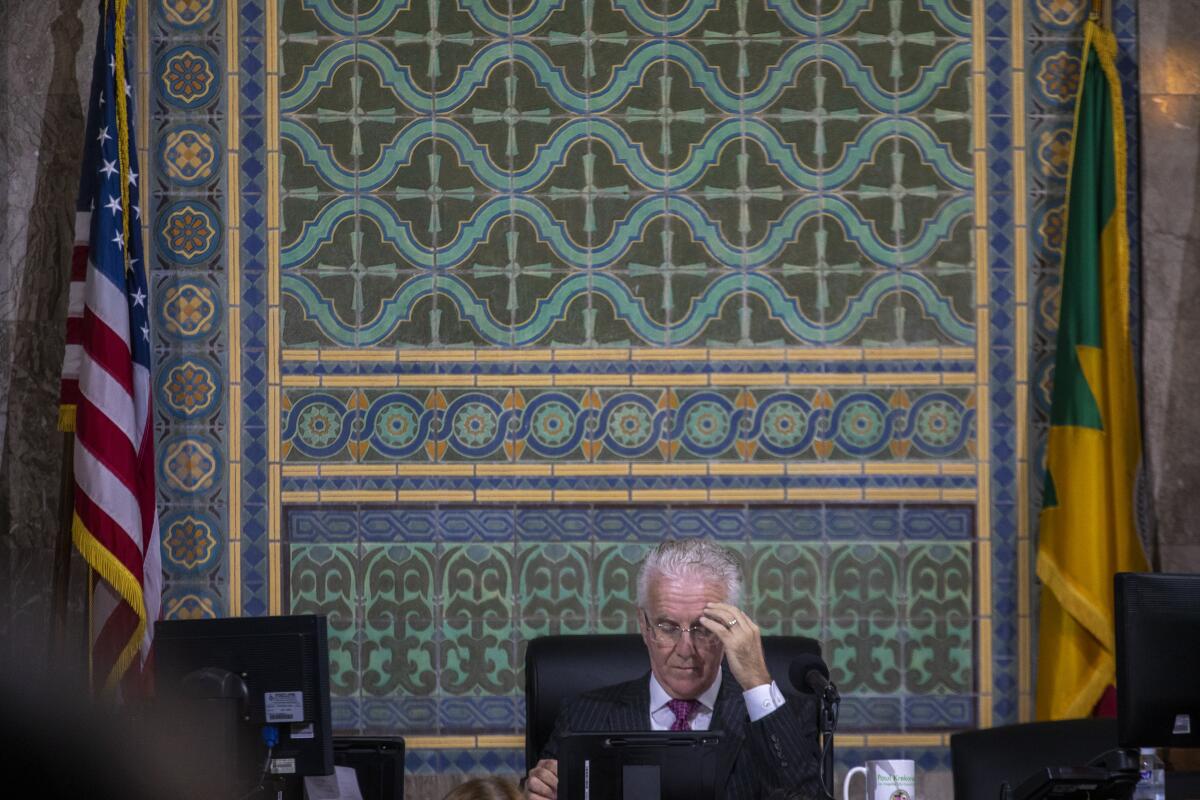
top-left (950, 718), bottom-right (1120, 799)
top-left (523, 633), bottom-right (821, 774)
top-left (333, 737), bottom-right (404, 800)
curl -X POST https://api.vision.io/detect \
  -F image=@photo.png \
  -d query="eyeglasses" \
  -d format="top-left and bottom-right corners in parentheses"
top-left (642, 611), bottom-right (720, 647)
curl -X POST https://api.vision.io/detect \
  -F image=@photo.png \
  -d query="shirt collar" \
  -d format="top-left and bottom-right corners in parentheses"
top-left (649, 669), bottom-right (723, 713)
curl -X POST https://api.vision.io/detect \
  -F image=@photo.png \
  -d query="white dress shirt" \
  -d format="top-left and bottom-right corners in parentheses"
top-left (648, 671), bottom-right (786, 730)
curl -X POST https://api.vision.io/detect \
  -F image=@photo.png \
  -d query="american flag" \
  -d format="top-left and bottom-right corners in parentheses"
top-left (59, 0), bottom-right (161, 696)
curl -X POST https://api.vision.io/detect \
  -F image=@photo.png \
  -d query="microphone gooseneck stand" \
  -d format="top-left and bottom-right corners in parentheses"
top-left (818, 680), bottom-right (840, 800)
top-left (787, 654), bottom-right (841, 800)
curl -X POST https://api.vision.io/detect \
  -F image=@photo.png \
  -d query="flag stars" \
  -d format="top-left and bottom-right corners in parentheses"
top-left (124, 80), bottom-right (132, 97)
top-left (132, 287), bottom-right (146, 308)
top-left (128, 169), bottom-right (138, 187)
top-left (112, 230), bottom-right (124, 251)
top-left (100, 158), bottom-right (118, 179)
top-left (140, 323), bottom-right (149, 342)
top-left (133, 204), bottom-right (141, 221)
top-left (97, 126), bottom-right (112, 145)
top-left (104, 195), bottom-right (122, 216)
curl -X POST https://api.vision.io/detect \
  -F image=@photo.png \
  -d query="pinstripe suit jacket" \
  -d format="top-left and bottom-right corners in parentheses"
top-left (539, 667), bottom-right (822, 800)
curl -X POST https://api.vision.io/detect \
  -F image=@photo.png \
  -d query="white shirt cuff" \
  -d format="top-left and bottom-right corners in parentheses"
top-left (743, 680), bottom-right (786, 722)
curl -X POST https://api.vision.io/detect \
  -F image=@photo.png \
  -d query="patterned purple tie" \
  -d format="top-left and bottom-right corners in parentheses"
top-left (666, 698), bottom-right (699, 731)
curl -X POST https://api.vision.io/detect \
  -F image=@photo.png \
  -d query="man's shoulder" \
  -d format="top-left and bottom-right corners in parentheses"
top-left (564, 673), bottom-right (645, 711)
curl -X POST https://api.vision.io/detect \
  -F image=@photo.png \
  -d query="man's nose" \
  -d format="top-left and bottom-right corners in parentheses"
top-left (675, 629), bottom-right (697, 656)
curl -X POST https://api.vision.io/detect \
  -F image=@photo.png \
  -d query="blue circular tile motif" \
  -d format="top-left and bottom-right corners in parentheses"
top-left (158, 433), bottom-right (223, 496)
top-left (156, 199), bottom-right (222, 264)
top-left (1032, 46), bottom-right (1082, 109)
top-left (157, 124), bottom-right (221, 187)
top-left (162, 583), bottom-right (223, 620)
top-left (157, 44), bottom-right (221, 109)
top-left (159, 0), bottom-right (221, 31)
top-left (161, 510), bottom-right (223, 576)
top-left (157, 354), bottom-right (222, 420)
top-left (155, 275), bottom-right (222, 341)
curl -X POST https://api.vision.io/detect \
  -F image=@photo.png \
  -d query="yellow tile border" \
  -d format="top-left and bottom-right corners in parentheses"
top-left (398, 733), bottom-right (950, 750)
top-left (405, 736), bottom-right (478, 750)
top-left (278, 372), bottom-right (979, 389)
top-left (972, 0), bottom-right (994, 731)
top-left (556, 463), bottom-right (630, 476)
top-left (1011, 0), bottom-right (1033, 724)
top-left (277, 462), bottom-right (980, 480)
top-left (282, 347), bottom-right (978, 364)
top-left (631, 463), bottom-right (704, 476)
top-left (475, 735), bottom-right (526, 749)
top-left (266, 0), bottom-right (282, 617)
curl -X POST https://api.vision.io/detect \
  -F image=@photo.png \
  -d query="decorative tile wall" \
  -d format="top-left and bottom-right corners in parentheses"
top-left (145, 0), bottom-right (230, 622)
top-left (134, 0), bottom-right (1141, 791)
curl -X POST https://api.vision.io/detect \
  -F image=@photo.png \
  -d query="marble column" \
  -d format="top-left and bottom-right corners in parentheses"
top-left (0, 0), bottom-right (94, 670)
top-left (1139, 0), bottom-right (1200, 572)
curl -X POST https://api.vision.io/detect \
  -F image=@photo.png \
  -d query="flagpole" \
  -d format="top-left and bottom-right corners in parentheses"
top-left (49, 432), bottom-right (75, 664)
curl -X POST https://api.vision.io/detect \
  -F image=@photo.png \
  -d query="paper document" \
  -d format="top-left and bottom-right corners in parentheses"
top-left (303, 765), bottom-right (363, 800)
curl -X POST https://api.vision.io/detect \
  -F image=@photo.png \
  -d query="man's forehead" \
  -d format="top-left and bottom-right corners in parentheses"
top-left (645, 574), bottom-right (727, 607)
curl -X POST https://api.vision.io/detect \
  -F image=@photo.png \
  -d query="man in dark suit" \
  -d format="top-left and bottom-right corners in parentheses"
top-left (525, 538), bottom-right (822, 800)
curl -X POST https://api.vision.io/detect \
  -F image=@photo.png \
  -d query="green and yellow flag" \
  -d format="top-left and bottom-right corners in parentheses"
top-left (1036, 19), bottom-right (1148, 720)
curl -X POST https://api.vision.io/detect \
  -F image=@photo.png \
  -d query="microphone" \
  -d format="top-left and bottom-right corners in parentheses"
top-left (789, 653), bottom-right (840, 800)
top-left (789, 653), bottom-right (835, 697)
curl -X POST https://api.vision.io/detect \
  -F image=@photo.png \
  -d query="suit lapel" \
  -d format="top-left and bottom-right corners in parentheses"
top-left (710, 668), bottom-right (747, 797)
top-left (606, 671), bottom-right (651, 731)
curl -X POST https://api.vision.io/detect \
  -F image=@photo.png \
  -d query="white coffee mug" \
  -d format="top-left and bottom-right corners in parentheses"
top-left (842, 758), bottom-right (917, 800)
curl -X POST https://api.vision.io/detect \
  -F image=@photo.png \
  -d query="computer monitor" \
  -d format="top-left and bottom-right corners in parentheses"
top-left (154, 614), bottom-right (334, 793)
top-left (1115, 572), bottom-right (1200, 748)
top-left (557, 731), bottom-right (724, 800)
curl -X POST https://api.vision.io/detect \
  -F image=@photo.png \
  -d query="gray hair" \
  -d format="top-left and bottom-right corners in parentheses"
top-left (635, 538), bottom-right (744, 608)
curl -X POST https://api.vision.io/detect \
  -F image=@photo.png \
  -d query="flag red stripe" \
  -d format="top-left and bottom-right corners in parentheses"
top-left (60, 382), bottom-right (82, 408)
top-left (81, 309), bottom-right (134, 393)
top-left (74, 485), bottom-right (145, 582)
top-left (76, 390), bottom-right (140, 481)
top-left (71, 244), bottom-right (89, 281)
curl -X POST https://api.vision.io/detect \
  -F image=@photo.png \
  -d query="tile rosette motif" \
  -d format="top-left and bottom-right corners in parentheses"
top-left (161, 0), bottom-right (219, 29)
top-left (159, 202), bottom-right (220, 263)
top-left (158, 45), bottom-right (221, 109)
top-left (156, 277), bottom-right (221, 339)
top-left (158, 355), bottom-right (221, 419)
top-left (162, 511), bottom-right (223, 575)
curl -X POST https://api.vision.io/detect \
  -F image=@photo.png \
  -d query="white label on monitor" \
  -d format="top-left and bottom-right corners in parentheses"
top-left (291, 722), bottom-right (315, 740)
top-left (1175, 714), bottom-right (1192, 735)
top-left (265, 691), bottom-right (304, 722)
top-left (584, 759), bottom-right (590, 800)
top-left (270, 758), bottom-right (296, 774)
